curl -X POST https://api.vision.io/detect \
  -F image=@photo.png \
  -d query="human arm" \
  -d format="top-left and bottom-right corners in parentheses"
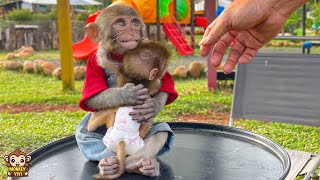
top-left (199, 0), bottom-right (308, 74)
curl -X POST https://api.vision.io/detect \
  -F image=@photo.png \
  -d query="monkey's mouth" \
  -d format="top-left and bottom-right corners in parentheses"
top-left (118, 40), bottom-right (139, 49)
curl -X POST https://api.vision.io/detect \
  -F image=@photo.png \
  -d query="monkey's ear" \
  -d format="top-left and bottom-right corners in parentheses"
top-left (84, 23), bottom-right (100, 43)
top-left (4, 155), bottom-right (8, 162)
top-left (26, 155), bottom-right (31, 162)
top-left (148, 68), bottom-right (158, 80)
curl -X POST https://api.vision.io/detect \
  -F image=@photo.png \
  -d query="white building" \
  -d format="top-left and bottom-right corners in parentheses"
top-left (0, 0), bottom-right (102, 12)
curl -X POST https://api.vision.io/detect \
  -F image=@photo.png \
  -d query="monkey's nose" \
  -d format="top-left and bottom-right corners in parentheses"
top-left (128, 29), bottom-right (135, 36)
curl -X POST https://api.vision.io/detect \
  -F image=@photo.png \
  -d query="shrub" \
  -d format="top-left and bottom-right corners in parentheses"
top-left (284, 11), bottom-right (301, 35)
top-left (0, 19), bottom-right (9, 28)
top-left (294, 28), bottom-right (303, 36)
top-left (6, 9), bottom-right (33, 21)
top-left (74, 12), bottom-right (90, 22)
top-left (33, 13), bottom-right (50, 21)
top-left (313, 3), bottom-right (320, 27)
top-left (48, 9), bottom-right (57, 20)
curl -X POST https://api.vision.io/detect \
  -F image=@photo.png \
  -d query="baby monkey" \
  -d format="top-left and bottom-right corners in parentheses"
top-left (89, 41), bottom-right (171, 179)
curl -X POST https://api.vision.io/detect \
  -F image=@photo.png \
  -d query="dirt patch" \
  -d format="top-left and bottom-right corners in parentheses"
top-left (0, 104), bottom-right (230, 125)
top-left (0, 104), bottom-right (82, 114)
top-left (174, 112), bottom-right (230, 126)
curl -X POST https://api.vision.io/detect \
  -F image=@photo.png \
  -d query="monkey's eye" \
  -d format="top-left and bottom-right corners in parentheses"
top-left (20, 159), bottom-right (24, 163)
top-left (11, 159), bottom-right (15, 163)
top-left (132, 19), bottom-right (139, 26)
top-left (116, 20), bottom-right (125, 26)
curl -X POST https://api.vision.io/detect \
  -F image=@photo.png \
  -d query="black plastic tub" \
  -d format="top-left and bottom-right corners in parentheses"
top-left (9, 122), bottom-right (290, 180)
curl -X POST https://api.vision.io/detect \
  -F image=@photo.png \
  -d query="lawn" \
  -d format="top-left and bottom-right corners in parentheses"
top-left (0, 50), bottom-right (319, 179)
top-left (0, 49), bottom-right (61, 61)
top-left (0, 69), bottom-right (83, 105)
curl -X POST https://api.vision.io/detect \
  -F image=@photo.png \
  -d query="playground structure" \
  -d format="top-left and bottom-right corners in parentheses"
top-left (70, 0), bottom-right (233, 91)
top-left (35, 2), bottom-right (320, 179)
top-left (72, 0), bottom-right (208, 60)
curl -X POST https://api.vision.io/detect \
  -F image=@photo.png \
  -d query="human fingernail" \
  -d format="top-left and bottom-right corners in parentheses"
top-left (200, 46), bottom-right (208, 57)
top-left (199, 37), bottom-right (208, 45)
top-left (223, 65), bottom-right (232, 74)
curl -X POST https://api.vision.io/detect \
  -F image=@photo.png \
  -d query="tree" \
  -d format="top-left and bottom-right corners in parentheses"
top-left (313, 2), bottom-right (320, 26)
top-left (95, 0), bottom-right (112, 7)
top-left (312, 2), bottom-right (320, 35)
top-left (284, 11), bottom-right (301, 35)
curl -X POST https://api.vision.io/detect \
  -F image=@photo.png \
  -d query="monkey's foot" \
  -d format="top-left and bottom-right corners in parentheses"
top-left (98, 156), bottom-right (119, 176)
top-left (126, 157), bottom-right (160, 177)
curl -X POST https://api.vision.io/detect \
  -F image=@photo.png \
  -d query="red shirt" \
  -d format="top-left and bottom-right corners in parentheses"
top-left (79, 53), bottom-right (178, 112)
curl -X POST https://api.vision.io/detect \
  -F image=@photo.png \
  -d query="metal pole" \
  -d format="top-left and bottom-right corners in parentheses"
top-left (57, 0), bottom-right (75, 91)
top-left (206, 0), bottom-right (217, 91)
top-left (174, 0), bottom-right (177, 20)
top-left (302, 4), bottom-right (306, 54)
top-left (156, 0), bottom-right (161, 41)
top-left (274, 36), bottom-right (320, 41)
top-left (146, 24), bottom-right (150, 39)
top-left (190, 0), bottom-right (195, 49)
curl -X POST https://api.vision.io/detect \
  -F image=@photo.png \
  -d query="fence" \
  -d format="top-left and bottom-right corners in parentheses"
top-left (0, 20), bottom-right (86, 51)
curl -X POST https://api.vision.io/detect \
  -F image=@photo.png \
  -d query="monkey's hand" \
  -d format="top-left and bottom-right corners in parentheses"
top-left (130, 92), bottom-right (169, 123)
top-left (86, 83), bottom-right (149, 111)
top-left (119, 83), bottom-right (150, 106)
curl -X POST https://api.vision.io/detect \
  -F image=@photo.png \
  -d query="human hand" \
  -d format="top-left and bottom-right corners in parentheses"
top-left (119, 83), bottom-right (149, 106)
top-left (129, 92), bottom-right (168, 124)
top-left (199, 0), bottom-right (296, 74)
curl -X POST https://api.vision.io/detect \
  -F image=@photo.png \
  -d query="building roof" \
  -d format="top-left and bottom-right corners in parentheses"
top-left (21, 0), bottom-right (102, 5)
top-left (0, 1), bottom-right (21, 6)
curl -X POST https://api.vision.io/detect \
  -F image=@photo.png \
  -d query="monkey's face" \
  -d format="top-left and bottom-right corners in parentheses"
top-left (85, 5), bottom-right (145, 55)
top-left (10, 155), bottom-right (26, 167)
top-left (110, 16), bottom-right (142, 52)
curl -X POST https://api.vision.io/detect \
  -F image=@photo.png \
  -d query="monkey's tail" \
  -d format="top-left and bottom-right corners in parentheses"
top-left (95, 140), bottom-right (126, 180)
top-left (116, 140), bottom-right (126, 174)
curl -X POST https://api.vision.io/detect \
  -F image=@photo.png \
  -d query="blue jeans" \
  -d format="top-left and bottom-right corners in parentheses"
top-left (75, 113), bottom-right (174, 161)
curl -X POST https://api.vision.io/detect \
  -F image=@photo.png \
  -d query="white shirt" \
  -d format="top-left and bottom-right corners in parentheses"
top-left (103, 106), bottom-right (144, 155)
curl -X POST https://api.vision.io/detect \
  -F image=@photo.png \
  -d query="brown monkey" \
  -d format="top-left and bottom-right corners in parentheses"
top-left (113, 41), bottom-right (171, 96)
top-left (89, 41), bottom-right (171, 179)
top-left (87, 41), bottom-right (171, 131)
top-left (4, 149), bottom-right (31, 177)
top-left (84, 4), bottom-right (148, 133)
top-left (79, 4), bottom-right (178, 180)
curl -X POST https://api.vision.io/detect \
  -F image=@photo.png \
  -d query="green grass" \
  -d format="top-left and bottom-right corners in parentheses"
top-left (263, 46), bottom-right (320, 54)
top-left (0, 69), bottom-right (83, 105)
top-left (236, 120), bottom-right (320, 153)
top-left (0, 59), bottom-right (319, 179)
top-left (156, 79), bottom-right (233, 121)
top-left (0, 49), bottom-right (61, 61)
top-left (192, 35), bottom-right (320, 54)
top-left (1, 40), bottom-right (320, 64)
top-left (0, 111), bottom-right (86, 153)
top-left (0, 111), bottom-right (86, 179)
